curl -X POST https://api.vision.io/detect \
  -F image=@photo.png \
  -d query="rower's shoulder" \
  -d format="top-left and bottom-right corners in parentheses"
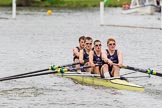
top-left (89, 50), bottom-right (94, 54)
top-left (116, 49), bottom-right (122, 53)
top-left (101, 49), bottom-right (107, 53)
top-left (79, 49), bottom-right (84, 53)
top-left (73, 46), bottom-right (79, 51)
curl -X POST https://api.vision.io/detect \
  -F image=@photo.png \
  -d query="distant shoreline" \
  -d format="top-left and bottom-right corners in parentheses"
top-left (0, 0), bottom-right (131, 7)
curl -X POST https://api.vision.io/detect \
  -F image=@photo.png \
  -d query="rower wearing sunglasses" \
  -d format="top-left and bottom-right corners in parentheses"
top-left (89, 40), bottom-right (108, 77)
top-left (102, 38), bottom-right (123, 77)
top-left (79, 36), bottom-right (93, 72)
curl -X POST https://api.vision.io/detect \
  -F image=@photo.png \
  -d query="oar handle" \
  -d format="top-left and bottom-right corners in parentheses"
top-left (69, 65), bottom-right (91, 71)
top-left (59, 62), bottom-right (80, 67)
top-left (69, 64), bottom-right (101, 72)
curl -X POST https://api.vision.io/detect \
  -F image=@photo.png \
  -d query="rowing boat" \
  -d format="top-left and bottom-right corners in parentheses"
top-left (55, 72), bottom-right (144, 92)
top-left (122, 4), bottom-right (156, 14)
top-left (2, 62), bottom-right (160, 92)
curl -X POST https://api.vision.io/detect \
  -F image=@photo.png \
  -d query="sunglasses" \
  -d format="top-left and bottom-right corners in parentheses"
top-left (95, 44), bottom-right (102, 47)
top-left (86, 43), bottom-right (92, 45)
top-left (108, 43), bottom-right (116, 46)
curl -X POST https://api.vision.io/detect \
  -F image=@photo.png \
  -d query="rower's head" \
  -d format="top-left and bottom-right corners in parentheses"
top-left (79, 36), bottom-right (85, 49)
top-left (84, 37), bottom-right (93, 50)
top-left (94, 40), bottom-right (102, 51)
top-left (107, 38), bottom-right (116, 50)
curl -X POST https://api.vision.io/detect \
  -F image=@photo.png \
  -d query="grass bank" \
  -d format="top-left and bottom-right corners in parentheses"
top-left (0, 0), bottom-right (131, 7)
top-left (0, 0), bottom-right (12, 6)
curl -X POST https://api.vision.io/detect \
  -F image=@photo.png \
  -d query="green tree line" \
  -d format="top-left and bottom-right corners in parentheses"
top-left (0, 0), bottom-right (131, 7)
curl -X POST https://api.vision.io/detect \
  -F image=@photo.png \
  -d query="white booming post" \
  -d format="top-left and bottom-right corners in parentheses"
top-left (12, 0), bottom-right (16, 19)
top-left (161, 5), bottom-right (162, 30)
top-left (130, 0), bottom-right (140, 8)
top-left (160, 0), bottom-right (162, 30)
top-left (100, 2), bottom-right (104, 25)
top-left (154, 0), bottom-right (157, 5)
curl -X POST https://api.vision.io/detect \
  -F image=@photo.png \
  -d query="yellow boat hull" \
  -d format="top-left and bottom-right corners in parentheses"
top-left (56, 74), bottom-right (144, 92)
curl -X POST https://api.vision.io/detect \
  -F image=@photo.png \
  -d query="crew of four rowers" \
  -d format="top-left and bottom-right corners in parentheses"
top-left (73, 36), bottom-right (123, 78)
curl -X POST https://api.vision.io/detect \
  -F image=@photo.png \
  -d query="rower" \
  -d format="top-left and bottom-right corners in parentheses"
top-left (102, 38), bottom-right (123, 77)
top-left (79, 36), bottom-right (93, 72)
top-left (89, 40), bottom-right (108, 77)
top-left (73, 36), bottom-right (85, 72)
top-left (73, 36), bottom-right (85, 62)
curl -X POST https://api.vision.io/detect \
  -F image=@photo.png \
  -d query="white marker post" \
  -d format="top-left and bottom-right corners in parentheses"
top-left (12, 0), bottom-right (16, 19)
top-left (100, 2), bottom-right (104, 25)
top-left (160, 0), bottom-right (162, 30)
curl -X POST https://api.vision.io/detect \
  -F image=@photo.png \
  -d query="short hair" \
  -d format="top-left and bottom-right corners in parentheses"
top-left (84, 36), bottom-right (93, 43)
top-left (79, 36), bottom-right (85, 42)
top-left (94, 40), bottom-right (101, 45)
top-left (107, 38), bottom-right (116, 44)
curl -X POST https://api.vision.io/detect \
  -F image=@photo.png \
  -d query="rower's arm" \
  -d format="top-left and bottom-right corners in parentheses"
top-left (79, 49), bottom-right (84, 64)
top-left (102, 50), bottom-right (108, 63)
top-left (89, 51), bottom-right (95, 67)
top-left (73, 47), bottom-right (79, 57)
top-left (117, 50), bottom-right (123, 67)
top-left (102, 50), bottom-right (112, 64)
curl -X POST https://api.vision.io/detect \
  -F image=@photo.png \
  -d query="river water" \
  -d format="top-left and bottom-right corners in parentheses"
top-left (0, 7), bottom-right (162, 108)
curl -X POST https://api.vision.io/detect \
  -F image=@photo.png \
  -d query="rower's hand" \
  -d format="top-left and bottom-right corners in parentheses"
top-left (84, 60), bottom-right (89, 64)
top-left (113, 63), bottom-right (123, 68)
top-left (80, 60), bottom-right (85, 64)
top-left (108, 59), bottom-right (113, 66)
top-left (118, 63), bottom-right (123, 67)
top-left (91, 63), bottom-right (96, 67)
top-left (77, 70), bottom-right (82, 74)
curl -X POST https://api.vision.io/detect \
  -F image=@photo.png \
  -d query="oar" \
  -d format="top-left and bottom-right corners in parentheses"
top-left (121, 65), bottom-right (162, 77)
top-left (0, 65), bottom-right (91, 82)
top-left (0, 62), bottom-right (80, 80)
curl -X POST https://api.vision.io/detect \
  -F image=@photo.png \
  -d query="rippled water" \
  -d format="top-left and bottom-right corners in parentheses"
top-left (0, 7), bottom-right (162, 108)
